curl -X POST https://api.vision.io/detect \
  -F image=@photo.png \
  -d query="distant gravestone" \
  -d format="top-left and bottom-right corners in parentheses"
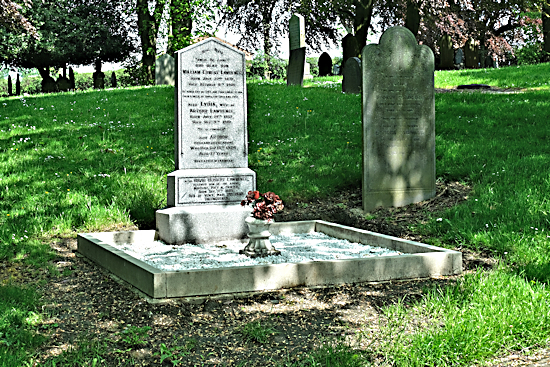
top-left (342, 34), bottom-right (360, 67)
top-left (42, 76), bottom-right (57, 93)
top-left (57, 76), bottom-right (71, 92)
top-left (69, 67), bottom-right (75, 90)
top-left (7, 75), bottom-right (12, 96)
top-left (333, 64), bottom-right (340, 75)
top-left (454, 48), bottom-right (464, 69)
top-left (318, 52), bottom-right (332, 76)
top-left (439, 34), bottom-right (454, 69)
top-left (485, 54), bottom-right (494, 68)
top-left (288, 14), bottom-right (306, 53)
top-left (287, 47), bottom-right (306, 86)
top-left (155, 54), bottom-right (175, 85)
top-left (303, 62), bottom-right (313, 80)
top-left (342, 57), bottom-right (361, 94)
top-left (93, 72), bottom-right (105, 89)
top-left (111, 72), bottom-right (117, 88)
top-left (155, 38), bottom-right (256, 245)
top-left (464, 39), bottom-right (478, 68)
top-left (287, 14), bottom-right (306, 86)
top-left (15, 74), bottom-right (21, 96)
top-left (362, 26), bottom-right (435, 212)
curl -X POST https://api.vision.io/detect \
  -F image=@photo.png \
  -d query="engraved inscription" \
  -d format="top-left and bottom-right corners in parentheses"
top-left (177, 175), bottom-right (254, 205)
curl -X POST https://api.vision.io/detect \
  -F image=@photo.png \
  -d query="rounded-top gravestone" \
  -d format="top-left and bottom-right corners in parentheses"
top-left (439, 34), bottom-right (454, 69)
top-left (342, 34), bottom-right (360, 68)
top-left (318, 52), bottom-right (332, 76)
top-left (342, 57), bottom-right (361, 94)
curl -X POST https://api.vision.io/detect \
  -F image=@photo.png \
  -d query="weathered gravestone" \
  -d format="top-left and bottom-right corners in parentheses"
top-left (454, 48), bottom-right (464, 69)
top-left (110, 72), bottom-right (117, 88)
top-left (42, 76), bottom-right (57, 93)
top-left (93, 60), bottom-right (105, 89)
top-left (155, 38), bottom-right (256, 245)
top-left (342, 34), bottom-right (360, 72)
top-left (439, 34), bottom-right (454, 69)
top-left (342, 57), bottom-right (361, 94)
top-left (362, 26), bottom-right (435, 212)
top-left (7, 75), bottom-right (12, 96)
top-left (57, 76), bottom-right (71, 92)
top-left (69, 67), bottom-right (76, 90)
top-left (318, 52), bottom-right (332, 76)
top-left (303, 62), bottom-right (313, 80)
top-left (464, 39), bottom-right (479, 68)
top-left (287, 14), bottom-right (306, 86)
top-left (155, 54), bottom-right (175, 85)
top-left (15, 74), bottom-right (21, 96)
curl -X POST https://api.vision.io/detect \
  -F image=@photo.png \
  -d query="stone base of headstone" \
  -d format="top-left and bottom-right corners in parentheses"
top-left (156, 205), bottom-right (252, 245)
top-left (363, 189), bottom-right (436, 212)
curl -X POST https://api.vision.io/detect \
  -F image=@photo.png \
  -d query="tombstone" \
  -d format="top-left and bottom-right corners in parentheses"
top-left (439, 34), bottom-right (454, 69)
top-left (362, 26), bottom-right (435, 212)
top-left (93, 60), bottom-right (105, 89)
top-left (342, 34), bottom-right (360, 69)
top-left (485, 54), bottom-right (494, 68)
top-left (7, 75), bottom-right (12, 96)
top-left (464, 39), bottom-right (478, 69)
top-left (342, 57), bottom-right (361, 94)
top-left (155, 38), bottom-right (256, 245)
top-left (454, 48), bottom-right (464, 69)
top-left (57, 69), bottom-right (71, 92)
top-left (303, 62), bottom-right (313, 80)
top-left (288, 14), bottom-right (305, 53)
top-left (287, 47), bottom-right (306, 86)
top-left (287, 14), bottom-right (306, 86)
top-left (333, 64), bottom-right (340, 75)
top-left (318, 52), bottom-right (332, 76)
top-left (111, 72), bottom-right (117, 88)
top-left (155, 54), bottom-right (175, 85)
top-left (69, 67), bottom-right (75, 90)
top-left (41, 76), bottom-right (57, 93)
top-left (15, 74), bottom-right (21, 96)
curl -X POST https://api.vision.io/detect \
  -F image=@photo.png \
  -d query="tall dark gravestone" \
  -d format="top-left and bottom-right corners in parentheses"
top-left (111, 72), bottom-right (117, 88)
top-left (155, 38), bottom-right (256, 245)
top-left (362, 26), bottom-right (435, 212)
top-left (439, 34), bottom-right (454, 69)
top-left (464, 39), bottom-right (479, 68)
top-left (287, 14), bottom-right (306, 86)
top-left (69, 67), bottom-right (76, 90)
top-left (7, 75), bottom-right (12, 96)
top-left (342, 57), bottom-right (361, 94)
top-left (15, 74), bottom-right (21, 96)
top-left (342, 34), bottom-right (360, 72)
top-left (318, 52), bottom-right (332, 76)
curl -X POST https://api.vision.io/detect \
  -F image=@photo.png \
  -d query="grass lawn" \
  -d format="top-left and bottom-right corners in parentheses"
top-left (1, 63), bottom-right (550, 365)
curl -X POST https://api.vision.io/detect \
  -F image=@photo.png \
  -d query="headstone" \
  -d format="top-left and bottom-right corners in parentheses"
top-left (287, 47), bottom-right (306, 86)
top-left (287, 14), bottom-right (306, 86)
top-left (155, 38), bottom-right (256, 245)
top-left (288, 14), bottom-right (305, 53)
top-left (342, 34), bottom-right (360, 67)
top-left (333, 64), bottom-right (340, 75)
top-left (93, 59), bottom-right (105, 89)
top-left (464, 39), bottom-right (478, 68)
top-left (439, 34), bottom-right (454, 69)
top-left (155, 54), bottom-right (175, 85)
top-left (342, 57), bottom-right (361, 94)
top-left (362, 26), bottom-right (435, 212)
top-left (303, 62), bottom-right (313, 80)
top-left (69, 67), bottom-right (75, 90)
top-left (41, 76), bottom-right (57, 93)
top-left (485, 54), bottom-right (494, 68)
top-left (111, 71), bottom-right (117, 88)
top-left (454, 48), bottom-right (464, 69)
top-left (56, 76), bottom-right (71, 92)
top-left (15, 74), bottom-right (20, 96)
top-left (7, 75), bottom-right (12, 96)
top-left (318, 52), bottom-right (332, 76)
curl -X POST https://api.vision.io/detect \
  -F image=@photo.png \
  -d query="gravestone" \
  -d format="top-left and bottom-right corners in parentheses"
top-left (464, 39), bottom-right (478, 68)
top-left (57, 76), bottom-right (71, 92)
top-left (342, 57), bottom-right (361, 94)
top-left (333, 64), bottom-right (340, 75)
top-left (303, 62), bottom-right (313, 80)
top-left (111, 72), bottom-right (117, 88)
top-left (485, 54), bottom-right (494, 68)
top-left (7, 75), bottom-right (12, 96)
top-left (454, 48), bottom-right (464, 69)
top-left (342, 34), bottom-right (360, 69)
top-left (318, 52), bottom-right (332, 76)
top-left (362, 26), bottom-right (435, 212)
top-left (69, 67), bottom-right (76, 90)
top-left (42, 76), bottom-right (57, 93)
top-left (155, 38), bottom-right (256, 245)
top-left (287, 14), bottom-right (306, 86)
top-left (439, 34), bottom-right (454, 69)
top-left (15, 74), bottom-right (21, 96)
top-left (155, 54), bottom-right (175, 85)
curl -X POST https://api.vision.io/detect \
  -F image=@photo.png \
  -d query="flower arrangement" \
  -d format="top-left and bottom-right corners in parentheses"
top-left (241, 190), bottom-right (284, 221)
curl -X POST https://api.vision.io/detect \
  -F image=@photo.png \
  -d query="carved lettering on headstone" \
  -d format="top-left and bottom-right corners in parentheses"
top-left (289, 14), bottom-right (305, 52)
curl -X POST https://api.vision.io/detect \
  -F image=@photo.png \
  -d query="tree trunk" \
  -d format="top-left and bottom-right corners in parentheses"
top-left (404, 0), bottom-right (420, 37)
top-left (136, 0), bottom-right (165, 83)
top-left (354, 0), bottom-right (374, 51)
top-left (168, 0), bottom-right (193, 54)
top-left (261, 2), bottom-right (276, 78)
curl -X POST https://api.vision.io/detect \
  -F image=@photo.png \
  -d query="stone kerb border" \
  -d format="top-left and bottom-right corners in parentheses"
top-left (78, 221), bottom-right (462, 299)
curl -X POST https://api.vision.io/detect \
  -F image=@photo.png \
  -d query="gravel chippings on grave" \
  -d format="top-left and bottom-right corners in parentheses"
top-left (4, 181), bottom-right (550, 366)
top-left (112, 232), bottom-right (406, 272)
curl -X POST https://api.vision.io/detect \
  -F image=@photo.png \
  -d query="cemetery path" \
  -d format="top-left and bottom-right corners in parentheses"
top-left (4, 180), bottom-right (549, 366)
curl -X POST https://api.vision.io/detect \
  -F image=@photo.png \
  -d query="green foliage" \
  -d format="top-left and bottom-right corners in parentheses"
top-left (306, 57), bottom-right (319, 77)
top-left (154, 338), bottom-right (195, 366)
top-left (238, 320), bottom-right (277, 344)
top-left (515, 43), bottom-right (549, 65)
top-left (118, 325), bottom-right (151, 346)
top-left (247, 52), bottom-right (287, 80)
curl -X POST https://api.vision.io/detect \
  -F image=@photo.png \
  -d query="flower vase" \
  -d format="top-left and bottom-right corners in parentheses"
top-left (240, 216), bottom-right (281, 258)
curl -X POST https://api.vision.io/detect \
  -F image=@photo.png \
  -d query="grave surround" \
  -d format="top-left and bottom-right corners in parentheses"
top-left (156, 38), bottom-right (255, 245)
top-left (362, 26), bottom-right (435, 212)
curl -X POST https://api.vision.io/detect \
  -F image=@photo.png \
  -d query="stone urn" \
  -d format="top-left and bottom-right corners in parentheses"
top-left (239, 216), bottom-right (281, 258)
